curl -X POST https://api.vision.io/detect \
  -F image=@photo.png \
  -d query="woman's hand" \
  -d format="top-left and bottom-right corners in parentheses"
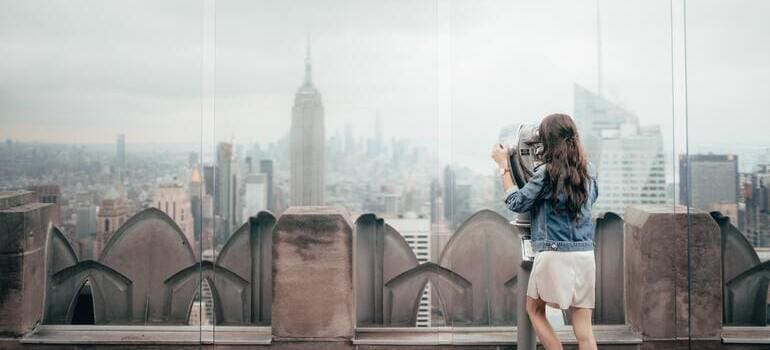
top-left (490, 143), bottom-right (510, 169)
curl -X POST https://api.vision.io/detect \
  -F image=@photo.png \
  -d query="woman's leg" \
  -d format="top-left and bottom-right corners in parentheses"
top-left (525, 296), bottom-right (562, 350)
top-left (569, 306), bottom-right (597, 350)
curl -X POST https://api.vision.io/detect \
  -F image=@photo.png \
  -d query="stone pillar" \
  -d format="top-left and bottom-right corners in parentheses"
top-left (0, 191), bottom-right (52, 337)
top-left (624, 205), bottom-right (722, 345)
top-left (272, 206), bottom-right (354, 344)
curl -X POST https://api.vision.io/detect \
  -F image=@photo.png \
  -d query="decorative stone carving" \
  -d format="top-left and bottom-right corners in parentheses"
top-left (593, 212), bottom-right (625, 325)
top-left (384, 262), bottom-right (472, 325)
top-left (438, 209), bottom-right (519, 326)
top-left (355, 213), bottom-right (419, 326)
top-left (216, 212), bottom-right (275, 325)
top-left (99, 208), bottom-right (196, 324)
top-left (164, 260), bottom-right (248, 324)
top-left (713, 212), bottom-right (767, 325)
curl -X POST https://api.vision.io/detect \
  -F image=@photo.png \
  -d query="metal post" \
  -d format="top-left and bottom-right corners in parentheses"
top-left (513, 212), bottom-right (536, 350)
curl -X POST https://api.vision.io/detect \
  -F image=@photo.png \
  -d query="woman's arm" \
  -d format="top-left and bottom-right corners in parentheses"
top-left (491, 143), bottom-right (545, 213)
top-left (503, 166), bottom-right (546, 213)
top-left (491, 143), bottom-right (515, 189)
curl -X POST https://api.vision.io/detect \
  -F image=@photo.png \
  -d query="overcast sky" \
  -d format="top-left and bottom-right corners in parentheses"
top-left (1, 0), bottom-right (768, 170)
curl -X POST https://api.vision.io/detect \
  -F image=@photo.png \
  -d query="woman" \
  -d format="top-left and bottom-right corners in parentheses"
top-left (491, 113), bottom-right (598, 350)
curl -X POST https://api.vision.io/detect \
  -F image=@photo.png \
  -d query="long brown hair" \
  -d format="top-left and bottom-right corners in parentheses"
top-left (538, 113), bottom-right (590, 220)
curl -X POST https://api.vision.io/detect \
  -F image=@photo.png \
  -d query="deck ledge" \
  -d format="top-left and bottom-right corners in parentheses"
top-left (722, 326), bottom-right (770, 344)
top-left (20, 325), bottom-right (272, 345)
top-left (353, 324), bottom-right (642, 345)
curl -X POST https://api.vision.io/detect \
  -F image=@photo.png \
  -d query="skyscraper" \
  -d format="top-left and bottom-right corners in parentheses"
top-left (290, 41), bottom-right (325, 206)
top-left (442, 166), bottom-right (472, 229)
top-left (741, 166), bottom-right (770, 246)
top-left (574, 85), bottom-right (666, 215)
top-left (189, 167), bottom-right (203, 245)
top-left (573, 84), bottom-right (638, 166)
top-left (76, 205), bottom-right (98, 239)
top-left (679, 154), bottom-right (739, 224)
top-left (215, 142), bottom-right (236, 237)
top-left (242, 173), bottom-right (268, 220)
top-left (116, 134), bottom-right (125, 167)
top-left (593, 125), bottom-right (666, 215)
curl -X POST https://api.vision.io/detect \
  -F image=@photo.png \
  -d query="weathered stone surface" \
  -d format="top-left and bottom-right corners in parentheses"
top-left (713, 212), bottom-right (768, 325)
top-left (271, 206), bottom-right (354, 339)
top-left (624, 205), bottom-right (722, 340)
top-left (99, 208), bottom-right (196, 324)
top-left (355, 213), bottom-right (419, 326)
top-left (383, 262), bottom-right (471, 325)
top-left (438, 210), bottom-right (519, 325)
top-left (724, 260), bottom-right (770, 325)
top-left (216, 212), bottom-right (275, 325)
top-left (45, 260), bottom-right (131, 325)
top-left (593, 212), bottom-right (625, 325)
top-left (163, 261), bottom-right (248, 324)
top-left (0, 200), bottom-right (52, 336)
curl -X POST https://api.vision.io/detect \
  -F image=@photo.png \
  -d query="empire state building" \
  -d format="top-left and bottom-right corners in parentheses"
top-left (290, 43), bottom-right (325, 206)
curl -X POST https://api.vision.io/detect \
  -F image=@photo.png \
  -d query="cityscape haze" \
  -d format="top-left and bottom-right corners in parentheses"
top-left (1, 0), bottom-right (770, 342)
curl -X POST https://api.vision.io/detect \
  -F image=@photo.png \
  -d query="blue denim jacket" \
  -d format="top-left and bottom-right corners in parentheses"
top-left (503, 164), bottom-right (598, 252)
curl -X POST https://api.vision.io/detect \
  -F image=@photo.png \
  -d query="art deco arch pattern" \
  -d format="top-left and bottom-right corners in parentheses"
top-left (42, 208), bottom-right (275, 325)
top-left (40, 208), bottom-right (766, 327)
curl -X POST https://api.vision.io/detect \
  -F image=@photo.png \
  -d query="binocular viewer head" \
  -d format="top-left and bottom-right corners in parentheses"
top-left (499, 123), bottom-right (544, 188)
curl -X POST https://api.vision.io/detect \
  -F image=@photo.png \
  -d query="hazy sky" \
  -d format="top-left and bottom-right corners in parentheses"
top-left (1, 0), bottom-right (768, 170)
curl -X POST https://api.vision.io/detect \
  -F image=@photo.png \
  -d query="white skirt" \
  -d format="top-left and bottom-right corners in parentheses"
top-left (526, 249), bottom-right (596, 310)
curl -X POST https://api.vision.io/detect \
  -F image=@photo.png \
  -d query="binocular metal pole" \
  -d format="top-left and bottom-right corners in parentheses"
top-left (512, 212), bottom-right (536, 350)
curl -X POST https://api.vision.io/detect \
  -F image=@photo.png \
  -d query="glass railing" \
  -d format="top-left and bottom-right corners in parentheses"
top-left (1, 0), bottom-right (769, 348)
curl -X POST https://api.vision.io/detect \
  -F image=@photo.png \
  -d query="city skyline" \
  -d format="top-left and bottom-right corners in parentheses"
top-left (2, 1), bottom-right (769, 174)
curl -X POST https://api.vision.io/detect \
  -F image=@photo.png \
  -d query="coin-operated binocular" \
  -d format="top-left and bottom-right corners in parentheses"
top-left (499, 123), bottom-right (543, 350)
top-left (498, 123), bottom-right (543, 262)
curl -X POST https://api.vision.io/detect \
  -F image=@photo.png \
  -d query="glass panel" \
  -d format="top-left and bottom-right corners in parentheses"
top-left (0, 0), bottom-right (206, 341)
top-left (685, 0), bottom-right (770, 347)
top-left (446, 0), bottom-right (682, 345)
top-left (207, 0), bottom-right (441, 344)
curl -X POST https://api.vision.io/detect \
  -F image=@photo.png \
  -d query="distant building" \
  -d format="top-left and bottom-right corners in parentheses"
top-left (27, 184), bottom-right (61, 225)
top-left (95, 188), bottom-right (129, 257)
top-left (188, 280), bottom-right (215, 325)
top-left (201, 194), bottom-right (215, 254)
top-left (152, 183), bottom-right (194, 248)
top-left (574, 85), bottom-right (666, 215)
top-left (382, 192), bottom-right (400, 216)
top-left (242, 173), bottom-right (268, 220)
top-left (442, 166), bottom-right (472, 229)
top-left (344, 122), bottom-right (355, 154)
top-left (593, 125), bottom-right (666, 215)
top-left (388, 215), bottom-right (431, 327)
top-left (189, 167), bottom-right (203, 244)
top-left (215, 143), bottom-right (237, 238)
top-left (188, 152), bottom-right (198, 169)
top-left (679, 154), bottom-right (739, 222)
top-left (573, 84), bottom-right (637, 166)
top-left (76, 205), bottom-right (98, 239)
top-left (290, 42), bottom-right (325, 206)
top-left (429, 179), bottom-right (452, 261)
top-left (740, 166), bottom-right (770, 247)
top-left (203, 165), bottom-right (215, 196)
top-left (116, 134), bottom-right (125, 167)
